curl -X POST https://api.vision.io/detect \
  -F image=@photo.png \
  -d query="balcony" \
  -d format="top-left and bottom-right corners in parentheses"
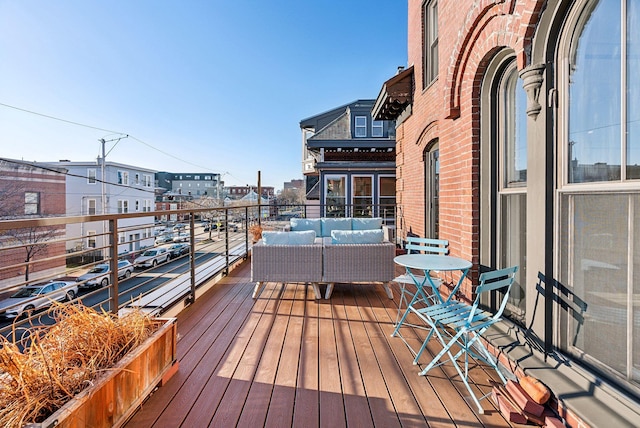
top-left (124, 261), bottom-right (514, 427)
top-left (0, 205), bottom-right (520, 426)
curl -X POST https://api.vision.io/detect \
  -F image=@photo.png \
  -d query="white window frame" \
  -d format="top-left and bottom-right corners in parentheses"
top-left (144, 174), bottom-right (152, 187)
top-left (372, 120), bottom-right (384, 137)
top-left (324, 174), bottom-right (347, 217)
top-left (87, 231), bottom-right (96, 248)
top-left (355, 116), bottom-right (367, 138)
top-left (24, 192), bottom-right (40, 215)
top-left (118, 170), bottom-right (129, 185)
top-left (87, 198), bottom-right (97, 215)
top-left (351, 175), bottom-right (374, 218)
top-left (87, 168), bottom-right (97, 184)
top-left (378, 174), bottom-right (396, 219)
top-left (117, 199), bottom-right (129, 214)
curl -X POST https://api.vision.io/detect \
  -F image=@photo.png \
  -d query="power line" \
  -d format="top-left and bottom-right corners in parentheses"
top-left (0, 101), bottom-right (244, 183)
top-left (0, 158), bottom-right (156, 194)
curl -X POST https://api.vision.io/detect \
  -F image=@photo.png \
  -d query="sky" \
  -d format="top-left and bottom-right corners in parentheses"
top-left (0, 1), bottom-right (407, 191)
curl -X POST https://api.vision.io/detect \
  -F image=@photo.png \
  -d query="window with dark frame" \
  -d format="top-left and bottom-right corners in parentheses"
top-left (422, 0), bottom-right (438, 87)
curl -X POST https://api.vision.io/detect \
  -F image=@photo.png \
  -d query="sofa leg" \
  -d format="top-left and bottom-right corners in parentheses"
top-left (383, 282), bottom-right (393, 299)
top-left (324, 283), bottom-right (334, 299)
top-left (311, 283), bottom-right (321, 299)
top-left (252, 281), bottom-right (264, 299)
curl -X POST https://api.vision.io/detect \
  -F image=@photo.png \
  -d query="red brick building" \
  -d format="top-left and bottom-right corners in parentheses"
top-left (0, 158), bottom-right (67, 287)
top-left (374, 0), bottom-right (640, 424)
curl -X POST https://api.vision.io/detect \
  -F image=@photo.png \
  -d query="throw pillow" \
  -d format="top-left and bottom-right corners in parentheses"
top-left (262, 230), bottom-right (316, 246)
top-left (290, 218), bottom-right (322, 236)
top-left (330, 229), bottom-right (384, 244)
top-left (321, 217), bottom-right (352, 237)
top-left (351, 217), bottom-right (383, 230)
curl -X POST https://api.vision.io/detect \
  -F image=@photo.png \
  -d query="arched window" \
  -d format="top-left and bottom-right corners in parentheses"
top-left (480, 50), bottom-right (527, 325)
top-left (497, 62), bottom-right (528, 323)
top-left (558, 0), bottom-right (640, 388)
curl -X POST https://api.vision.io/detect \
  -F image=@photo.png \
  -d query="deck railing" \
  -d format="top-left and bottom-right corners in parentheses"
top-left (0, 202), bottom-right (396, 337)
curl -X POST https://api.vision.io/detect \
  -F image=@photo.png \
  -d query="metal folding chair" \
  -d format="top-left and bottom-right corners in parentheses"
top-left (393, 236), bottom-right (448, 326)
top-left (410, 265), bottom-right (518, 414)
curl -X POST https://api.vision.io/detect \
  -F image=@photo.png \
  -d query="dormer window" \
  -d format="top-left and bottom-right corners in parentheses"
top-left (355, 116), bottom-right (367, 138)
top-left (372, 120), bottom-right (384, 137)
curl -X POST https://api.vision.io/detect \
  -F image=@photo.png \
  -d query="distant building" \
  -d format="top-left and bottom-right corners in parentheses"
top-left (0, 158), bottom-right (67, 286)
top-left (300, 99), bottom-right (396, 219)
top-left (225, 186), bottom-right (275, 200)
top-left (156, 171), bottom-right (223, 199)
top-left (47, 160), bottom-right (156, 256)
top-left (283, 179), bottom-right (304, 191)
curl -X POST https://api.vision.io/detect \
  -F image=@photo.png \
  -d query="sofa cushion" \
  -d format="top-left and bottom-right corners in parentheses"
top-left (330, 229), bottom-right (384, 244)
top-left (262, 230), bottom-right (316, 246)
top-left (351, 217), bottom-right (383, 230)
top-left (321, 218), bottom-right (352, 237)
top-left (290, 218), bottom-right (322, 236)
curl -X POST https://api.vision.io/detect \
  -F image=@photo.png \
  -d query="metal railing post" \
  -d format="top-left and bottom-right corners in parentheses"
top-left (244, 206), bottom-right (249, 259)
top-left (188, 214), bottom-right (196, 304)
top-left (224, 208), bottom-right (229, 276)
top-left (109, 218), bottom-right (119, 315)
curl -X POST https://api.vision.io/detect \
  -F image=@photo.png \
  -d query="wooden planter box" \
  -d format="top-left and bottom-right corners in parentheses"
top-left (25, 318), bottom-right (178, 428)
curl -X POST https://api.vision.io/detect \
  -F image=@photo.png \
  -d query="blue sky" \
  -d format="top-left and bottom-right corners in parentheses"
top-left (0, 1), bottom-right (407, 190)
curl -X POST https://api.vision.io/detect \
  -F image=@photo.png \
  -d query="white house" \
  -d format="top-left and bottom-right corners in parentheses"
top-left (47, 160), bottom-right (156, 255)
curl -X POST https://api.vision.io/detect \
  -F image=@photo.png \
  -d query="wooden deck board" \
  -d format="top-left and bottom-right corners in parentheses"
top-left (125, 261), bottom-right (518, 428)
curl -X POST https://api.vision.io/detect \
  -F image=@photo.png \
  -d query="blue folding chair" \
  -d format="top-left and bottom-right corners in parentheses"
top-left (410, 265), bottom-right (518, 414)
top-left (393, 237), bottom-right (449, 326)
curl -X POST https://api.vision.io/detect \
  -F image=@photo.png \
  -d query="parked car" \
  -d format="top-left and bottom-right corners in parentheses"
top-left (133, 247), bottom-right (171, 268)
top-left (204, 222), bottom-right (238, 232)
top-left (155, 234), bottom-right (174, 245)
top-left (173, 232), bottom-right (190, 242)
top-left (166, 242), bottom-right (190, 258)
top-left (76, 260), bottom-right (135, 289)
top-left (0, 280), bottom-right (78, 319)
top-left (172, 223), bottom-right (187, 232)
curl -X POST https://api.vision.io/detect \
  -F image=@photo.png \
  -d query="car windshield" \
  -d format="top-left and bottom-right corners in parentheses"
top-left (143, 250), bottom-right (157, 256)
top-left (89, 266), bottom-right (108, 273)
top-left (12, 287), bottom-right (43, 298)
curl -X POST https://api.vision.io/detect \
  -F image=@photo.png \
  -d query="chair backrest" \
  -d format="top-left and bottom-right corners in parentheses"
top-left (469, 265), bottom-right (519, 324)
top-left (405, 236), bottom-right (449, 255)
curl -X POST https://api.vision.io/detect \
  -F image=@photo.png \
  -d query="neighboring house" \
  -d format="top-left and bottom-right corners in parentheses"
top-left (283, 179), bottom-right (304, 191)
top-left (47, 161), bottom-right (156, 255)
top-left (373, 0), bottom-right (639, 423)
top-left (156, 171), bottom-right (223, 199)
top-left (224, 186), bottom-right (275, 201)
top-left (300, 99), bottom-right (396, 220)
top-left (0, 158), bottom-right (67, 286)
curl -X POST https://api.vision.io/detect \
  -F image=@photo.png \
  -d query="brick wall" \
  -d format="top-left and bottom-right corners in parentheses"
top-left (398, 0), bottom-right (544, 292)
top-left (0, 160), bottom-right (67, 285)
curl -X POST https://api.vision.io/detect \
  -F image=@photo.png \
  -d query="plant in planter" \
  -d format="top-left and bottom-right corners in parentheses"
top-left (0, 303), bottom-right (175, 427)
top-left (249, 224), bottom-right (263, 243)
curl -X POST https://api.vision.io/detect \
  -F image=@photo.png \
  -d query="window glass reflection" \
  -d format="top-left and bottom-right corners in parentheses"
top-left (568, 1), bottom-right (621, 183)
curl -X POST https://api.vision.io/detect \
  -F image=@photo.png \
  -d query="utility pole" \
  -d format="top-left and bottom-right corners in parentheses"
top-left (100, 138), bottom-right (108, 260)
top-left (98, 135), bottom-right (128, 259)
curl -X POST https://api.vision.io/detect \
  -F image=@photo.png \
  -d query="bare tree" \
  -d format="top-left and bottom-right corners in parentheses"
top-left (277, 187), bottom-right (306, 205)
top-left (0, 163), bottom-right (62, 282)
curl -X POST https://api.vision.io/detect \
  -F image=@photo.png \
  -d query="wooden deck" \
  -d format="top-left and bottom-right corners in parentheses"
top-left (125, 260), bottom-right (523, 428)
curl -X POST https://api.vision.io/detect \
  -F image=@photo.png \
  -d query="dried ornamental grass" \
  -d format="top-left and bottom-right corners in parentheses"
top-left (0, 303), bottom-right (158, 427)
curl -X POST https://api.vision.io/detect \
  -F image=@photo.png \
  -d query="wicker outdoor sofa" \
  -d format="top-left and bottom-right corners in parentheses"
top-left (251, 217), bottom-right (395, 299)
